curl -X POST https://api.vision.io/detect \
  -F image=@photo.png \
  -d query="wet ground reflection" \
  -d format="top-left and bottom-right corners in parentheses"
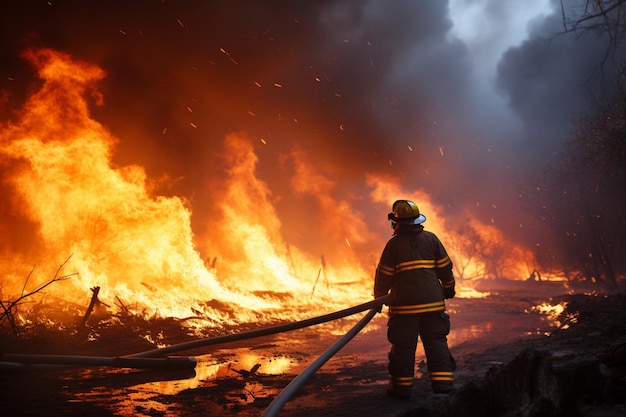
top-left (57, 296), bottom-right (562, 416)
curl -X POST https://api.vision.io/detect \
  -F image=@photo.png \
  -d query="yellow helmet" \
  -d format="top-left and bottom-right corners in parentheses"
top-left (388, 200), bottom-right (426, 225)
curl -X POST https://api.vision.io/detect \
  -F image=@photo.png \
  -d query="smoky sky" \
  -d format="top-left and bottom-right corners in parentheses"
top-left (0, 0), bottom-right (621, 250)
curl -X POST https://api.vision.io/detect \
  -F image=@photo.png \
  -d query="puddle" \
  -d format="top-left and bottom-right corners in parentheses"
top-left (62, 347), bottom-right (300, 413)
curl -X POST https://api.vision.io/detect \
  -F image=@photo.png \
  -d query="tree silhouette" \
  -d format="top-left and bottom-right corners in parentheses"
top-left (533, 86), bottom-right (626, 288)
top-left (560, 0), bottom-right (626, 80)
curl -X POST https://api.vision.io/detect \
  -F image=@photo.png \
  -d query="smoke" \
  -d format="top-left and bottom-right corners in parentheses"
top-left (0, 0), bottom-right (619, 266)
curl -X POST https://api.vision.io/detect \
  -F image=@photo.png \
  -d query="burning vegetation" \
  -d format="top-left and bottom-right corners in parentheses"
top-left (0, 48), bottom-right (568, 339)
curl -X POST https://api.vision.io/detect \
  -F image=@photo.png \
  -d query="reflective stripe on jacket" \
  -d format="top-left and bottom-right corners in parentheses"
top-left (374, 225), bottom-right (454, 315)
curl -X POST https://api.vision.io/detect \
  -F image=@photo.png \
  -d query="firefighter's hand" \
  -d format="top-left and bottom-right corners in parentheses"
top-left (373, 296), bottom-right (385, 313)
top-left (444, 287), bottom-right (455, 299)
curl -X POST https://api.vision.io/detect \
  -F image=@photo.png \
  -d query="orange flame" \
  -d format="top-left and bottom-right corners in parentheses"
top-left (367, 174), bottom-right (537, 292)
top-left (0, 49), bottom-right (379, 325)
top-left (0, 49), bottom-right (541, 327)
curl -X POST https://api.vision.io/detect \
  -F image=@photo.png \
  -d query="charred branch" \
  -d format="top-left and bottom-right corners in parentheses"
top-left (79, 286), bottom-right (104, 327)
top-left (0, 255), bottom-right (76, 335)
top-left (310, 255), bottom-right (331, 297)
top-left (115, 295), bottom-right (129, 316)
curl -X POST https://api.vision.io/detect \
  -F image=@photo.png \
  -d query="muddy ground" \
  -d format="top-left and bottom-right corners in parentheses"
top-left (1, 287), bottom-right (626, 417)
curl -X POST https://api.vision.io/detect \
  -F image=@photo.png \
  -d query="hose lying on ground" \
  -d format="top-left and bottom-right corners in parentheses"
top-left (126, 295), bottom-right (390, 358)
top-left (261, 306), bottom-right (380, 417)
top-left (0, 354), bottom-right (196, 369)
top-left (0, 296), bottom-right (390, 371)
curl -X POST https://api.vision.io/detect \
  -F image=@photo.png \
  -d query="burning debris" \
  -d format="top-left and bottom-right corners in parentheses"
top-left (0, 256), bottom-right (76, 336)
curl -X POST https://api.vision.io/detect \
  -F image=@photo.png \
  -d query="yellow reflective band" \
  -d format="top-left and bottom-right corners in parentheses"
top-left (441, 280), bottom-right (455, 288)
top-left (429, 371), bottom-right (454, 381)
top-left (392, 376), bottom-right (414, 386)
top-left (435, 256), bottom-right (451, 268)
top-left (377, 263), bottom-right (395, 276)
top-left (430, 376), bottom-right (454, 382)
top-left (395, 259), bottom-right (436, 273)
top-left (389, 301), bottom-right (446, 315)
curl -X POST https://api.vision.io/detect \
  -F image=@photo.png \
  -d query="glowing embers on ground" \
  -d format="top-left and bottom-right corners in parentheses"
top-left (445, 297), bottom-right (567, 350)
top-left (527, 300), bottom-right (578, 334)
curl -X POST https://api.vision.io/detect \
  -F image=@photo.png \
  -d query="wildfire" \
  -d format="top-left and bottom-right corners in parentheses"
top-left (0, 48), bottom-right (540, 330)
top-left (0, 49), bottom-right (376, 327)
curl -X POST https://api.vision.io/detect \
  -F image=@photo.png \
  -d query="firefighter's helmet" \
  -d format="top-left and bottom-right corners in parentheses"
top-left (387, 200), bottom-right (426, 226)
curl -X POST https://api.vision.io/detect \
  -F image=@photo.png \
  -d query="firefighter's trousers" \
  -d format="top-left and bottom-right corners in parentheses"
top-left (387, 311), bottom-right (455, 394)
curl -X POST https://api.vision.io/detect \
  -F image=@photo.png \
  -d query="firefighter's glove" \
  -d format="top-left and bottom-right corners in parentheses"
top-left (373, 297), bottom-right (384, 313)
top-left (444, 287), bottom-right (456, 299)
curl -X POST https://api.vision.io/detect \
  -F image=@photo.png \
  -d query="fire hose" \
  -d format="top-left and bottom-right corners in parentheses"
top-left (125, 295), bottom-right (390, 358)
top-left (0, 354), bottom-right (196, 370)
top-left (0, 295), bottom-right (389, 371)
top-left (261, 306), bottom-right (380, 417)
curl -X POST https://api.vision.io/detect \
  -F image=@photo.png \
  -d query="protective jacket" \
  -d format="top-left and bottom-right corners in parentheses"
top-left (374, 225), bottom-right (455, 314)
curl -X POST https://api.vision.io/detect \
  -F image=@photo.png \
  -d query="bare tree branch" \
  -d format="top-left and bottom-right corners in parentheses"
top-left (560, 0), bottom-right (626, 85)
top-left (0, 255), bottom-right (77, 335)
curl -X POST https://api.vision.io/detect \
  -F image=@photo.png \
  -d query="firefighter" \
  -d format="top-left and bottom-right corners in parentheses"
top-left (374, 199), bottom-right (456, 398)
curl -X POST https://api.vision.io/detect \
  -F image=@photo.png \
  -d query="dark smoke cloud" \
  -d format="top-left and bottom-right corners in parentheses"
top-left (0, 0), bottom-right (620, 252)
top-left (497, 3), bottom-right (618, 158)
